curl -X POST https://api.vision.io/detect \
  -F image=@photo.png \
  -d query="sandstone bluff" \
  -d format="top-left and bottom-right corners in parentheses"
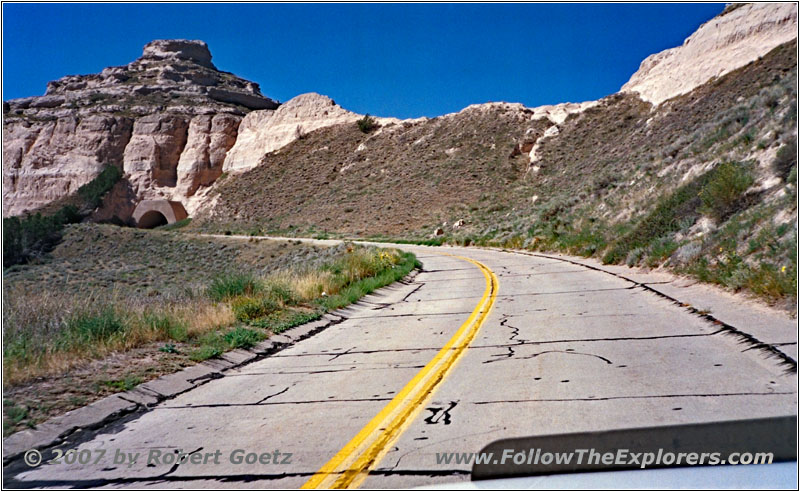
top-left (3, 3), bottom-right (797, 226)
top-left (3, 39), bottom-right (389, 222)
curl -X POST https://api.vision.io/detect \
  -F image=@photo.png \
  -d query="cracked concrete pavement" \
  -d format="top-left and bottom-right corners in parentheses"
top-left (4, 243), bottom-right (797, 488)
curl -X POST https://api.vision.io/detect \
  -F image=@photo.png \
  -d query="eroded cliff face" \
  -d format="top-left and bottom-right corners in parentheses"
top-left (2, 39), bottom-right (275, 218)
top-left (3, 115), bottom-right (133, 216)
top-left (2, 40), bottom-right (400, 219)
top-left (622, 3), bottom-right (798, 105)
top-left (222, 93), bottom-right (406, 174)
top-left (176, 114), bottom-right (241, 198)
top-left (4, 4), bottom-right (797, 220)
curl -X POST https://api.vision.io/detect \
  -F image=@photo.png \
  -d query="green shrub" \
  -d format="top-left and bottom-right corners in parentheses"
top-left (223, 327), bottom-right (263, 349)
top-left (3, 165), bottom-right (121, 268)
top-left (207, 273), bottom-right (261, 301)
top-left (603, 178), bottom-right (704, 264)
top-left (143, 313), bottom-right (187, 341)
top-left (189, 332), bottom-right (227, 361)
top-left (189, 345), bottom-right (223, 362)
top-left (102, 375), bottom-right (143, 391)
top-left (745, 262), bottom-right (796, 299)
top-left (645, 237), bottom-right (680, 267)
top-left (231, 296), bottom-right (279, 322)
top-left (3, 210), bottom-right (76, 267)
top-left (60, 308), bottom-right (126, 349)
top-left (265, 280), bottom-right (296, 305)
top-left (357, 114), bottom-right (378, 133)
top-left (774, 137), bottom-right (797, 182)
top-left (699, 161), bottom-right (754, 220)
top-left (255, 311), bottom-right (322, 334)
top-left (77, 166), bottom-right (122, 208)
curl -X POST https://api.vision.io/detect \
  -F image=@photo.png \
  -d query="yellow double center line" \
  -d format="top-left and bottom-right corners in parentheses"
top-left (302, 255), bottom-right (499, 489)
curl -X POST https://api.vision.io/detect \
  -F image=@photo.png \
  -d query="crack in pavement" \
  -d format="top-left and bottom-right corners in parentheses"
top-left (483, 314), bottom-right (616, 365)
top-left (226, 364), bottom-right (426, 377)
top-left (265, 332), bottom-right (721, 361)
top-left (484, 316), bottom-right (531, 363)
top-left (159, 397), bottom-right (394, 410)
top-left (157, 447), bottom-right (204, 478)
top-left (511, 349), bottom-right (613, 365)
top-left (256, 386), bottom-right (290, 404)
top-left (472, 391), bottom-right (797, 404)
top-left (381, 428), bottom-right (502, 472)
top-left (513, 250), bottom-right (798, 373)
top-left (400, 282), bottom-right (425, 302)
top-left (328, 346), bottom-right (356, 361)
top-left (473, 331), bottom-right (720, 350)
top-left (398, 285), bottom-right (638, 304)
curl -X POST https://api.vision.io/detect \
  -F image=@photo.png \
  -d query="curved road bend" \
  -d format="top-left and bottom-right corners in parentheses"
top-left (11, 243), bottom-right (797, 488)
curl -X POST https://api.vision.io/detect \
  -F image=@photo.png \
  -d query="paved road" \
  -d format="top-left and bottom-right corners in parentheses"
top-left (10, 243), bottom-right (797, 488)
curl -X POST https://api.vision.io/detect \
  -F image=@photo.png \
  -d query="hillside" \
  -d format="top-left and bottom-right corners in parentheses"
top-left (194, 39), bottom-right (797, 308)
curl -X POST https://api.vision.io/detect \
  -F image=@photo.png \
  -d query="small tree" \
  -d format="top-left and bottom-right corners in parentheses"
top-left (357, 114), bottom-right (377, 133)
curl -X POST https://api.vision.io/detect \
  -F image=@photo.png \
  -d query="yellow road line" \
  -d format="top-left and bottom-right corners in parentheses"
top-left (302, 255), bottom-right (499, 489)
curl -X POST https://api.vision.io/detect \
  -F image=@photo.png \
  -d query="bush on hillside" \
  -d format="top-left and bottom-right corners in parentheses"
top-left (77, 165), bottom-right (122, 209)
top-left (773, 137), bottom-right (797, 182)
top-left (3, 166), bottom-right (121, 267)
top-left (699, 161), bottom-right (754, 221)
top-left (357, 114), bottom-right (378, 133)
top-left (3, 206), bottom-right (80, 267)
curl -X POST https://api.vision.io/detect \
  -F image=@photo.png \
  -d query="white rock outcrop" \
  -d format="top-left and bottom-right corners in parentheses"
top-left (622, 3), bottom-right (798, 105)
top-left (2, 39), bottom-right (281, 218)
top-left (123, 114), bottom-right (190, 195)
top-left (222, 93), bottom-right (363, 173)
top-left (175, 114), bottom-right (241, 198)
top-left (529, 101), bottom-right (598, 125)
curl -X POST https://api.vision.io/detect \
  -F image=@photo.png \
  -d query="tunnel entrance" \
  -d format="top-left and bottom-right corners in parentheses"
top-left (132, 200), bottom-right (188, 229)
top-left (137, 210), bottom-right (169, 229)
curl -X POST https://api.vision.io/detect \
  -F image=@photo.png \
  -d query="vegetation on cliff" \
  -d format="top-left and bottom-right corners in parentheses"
top-left (3, 166), bottom-right (122, 267)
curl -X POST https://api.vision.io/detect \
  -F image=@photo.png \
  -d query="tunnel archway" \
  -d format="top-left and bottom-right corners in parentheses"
top-left (137, 210), bottom-right (169, 229)
top-left (132, 200), bottom-right (188, 229)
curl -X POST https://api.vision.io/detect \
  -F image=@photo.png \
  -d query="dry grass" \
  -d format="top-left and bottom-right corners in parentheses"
top-left (277, 269), bottom-right (337, 301)
top-left (3, 230), bottom-right (417, 435)
top-left (2, 286), bottom-right (235, 386)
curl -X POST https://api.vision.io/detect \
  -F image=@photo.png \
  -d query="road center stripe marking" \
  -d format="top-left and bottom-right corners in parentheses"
top-left (302, 255), bottom-right (499, 489)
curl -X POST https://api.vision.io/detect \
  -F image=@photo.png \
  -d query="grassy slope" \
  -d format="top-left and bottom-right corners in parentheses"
top-left (3, 225), bottom-right (417, 435)
top-left (194, 41), bottom-right (797, 309)
top-left (194, 104), bottom-right (543, 237)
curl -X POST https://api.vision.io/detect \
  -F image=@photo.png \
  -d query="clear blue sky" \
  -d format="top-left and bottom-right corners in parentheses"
top-left (3, 3), bottom-right (724, 118)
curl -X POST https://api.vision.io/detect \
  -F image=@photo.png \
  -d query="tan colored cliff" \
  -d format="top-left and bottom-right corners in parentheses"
top-left (175, 114), bottom-right (241, 198)
top-left (3, 115), bottom-right (133, 216)
top-left (223, 93), bottom-right (369, 174)
top-left (622, 3), bottom-right (798, 105)
top-left (3, 40), bottom-right (275, 218)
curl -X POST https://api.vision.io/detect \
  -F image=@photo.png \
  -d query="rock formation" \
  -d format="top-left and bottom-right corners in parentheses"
top-left (3, 115), bottom-right (133, 216)
top-left (3, 4), bottom-right (797, 221)
top-left (223, 93), bottom-right (365, 173)
top-left (2, 40), bottom-right (402, 220)
top-left (175, 114), bottom-right (241, 198)
top-left (622, 3), bottom-right (798, 105)
top-left (3, 39), bottom-right (277, 218)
